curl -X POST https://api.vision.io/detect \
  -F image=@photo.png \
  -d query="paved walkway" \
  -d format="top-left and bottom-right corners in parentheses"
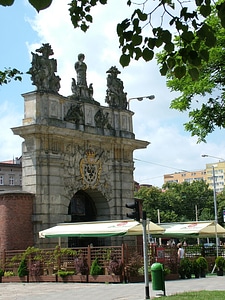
top-left (0, 276), bottom-right (225, 300)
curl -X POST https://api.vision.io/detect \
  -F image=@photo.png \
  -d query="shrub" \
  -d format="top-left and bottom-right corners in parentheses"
top-left (138, 265), bottom-right (151, 276)
top-left (29, 261), bottom-right (42, 276)
top-left (178, 258), bottom-right (192, 279)
top-left (4, 271), bottom-right (15, 277)
top-left (18, 259), bottom-right (28, 277)
top-left (215, 256), bottom-right (225, 270)
top-left (74, 255), bottom-right (89, 275)
top-left (196, 256), bottom-right (208, 271)
top-left (90, 258), bottom-right (103, 275)
top-left (0, 269), bottom-right (4, 277)
top-left (108, 256), bottom-right (123, 275)
top-left (58, 270), bottom-right (75, 277)
top-left (192, 259), bottom-right (200, 276)
top-left (164, 267), bottom-right (171, 276)
top-left (127, 252), bottom-right (143, 277)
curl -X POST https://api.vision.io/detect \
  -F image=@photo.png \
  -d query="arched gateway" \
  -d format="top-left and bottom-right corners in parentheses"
top-left (12, 44), bottom-right (149, 247)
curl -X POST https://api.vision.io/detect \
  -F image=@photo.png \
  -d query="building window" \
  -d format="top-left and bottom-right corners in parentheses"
top-left (0, 175), bottom-right (3, 185)
top-left (9, 176), bottom-right (14, 185)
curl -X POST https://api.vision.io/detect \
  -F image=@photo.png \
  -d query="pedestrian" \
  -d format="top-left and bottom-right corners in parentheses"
top-left (177, 243), bottom-right (185, 261)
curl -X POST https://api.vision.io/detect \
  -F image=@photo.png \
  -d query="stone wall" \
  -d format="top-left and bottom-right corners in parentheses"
top-left (12, 92), bottom-right (149, 247)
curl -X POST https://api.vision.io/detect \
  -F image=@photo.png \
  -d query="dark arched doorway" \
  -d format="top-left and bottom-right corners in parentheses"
top-left (68, 190), bottom-right (98, 247)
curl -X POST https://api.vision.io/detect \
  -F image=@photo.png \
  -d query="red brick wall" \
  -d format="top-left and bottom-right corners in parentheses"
top-left (0, 192), bottom-right (34, 251)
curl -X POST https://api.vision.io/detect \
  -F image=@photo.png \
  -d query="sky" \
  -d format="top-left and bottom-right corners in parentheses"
top-left (0, 0), bottom-right (225, 188)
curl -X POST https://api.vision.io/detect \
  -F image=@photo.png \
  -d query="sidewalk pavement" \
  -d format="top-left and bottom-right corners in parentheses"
top-left (0, 276), bottom-right (225, 300)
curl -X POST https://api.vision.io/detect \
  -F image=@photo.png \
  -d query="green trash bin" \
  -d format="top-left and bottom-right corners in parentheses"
top-left (151, 263), bottom-right (166, 295)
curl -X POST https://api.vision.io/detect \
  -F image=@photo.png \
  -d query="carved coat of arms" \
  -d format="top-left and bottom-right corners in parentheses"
top-left (80, 149), bottom-right (102, 188)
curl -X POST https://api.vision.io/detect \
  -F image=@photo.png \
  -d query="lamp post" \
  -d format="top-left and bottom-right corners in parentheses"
top-left (128, 95), bottom-right (155, 110)
top-left (131, 94), bottom-right (154, 299)
top-left (201, 154), bottom-right (225, 259)
top-left (128, 94), bottom-right (154, 299)
top-left (142, 211), bottom-right (150, 299)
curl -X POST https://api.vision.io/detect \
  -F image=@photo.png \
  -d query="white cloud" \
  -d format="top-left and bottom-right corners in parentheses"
top-left (27, 0), bottom-right (138, 101)
top-left (0, 101), bottom-right (23, 161)
top-left (1, 0), bottom-right (225, 188)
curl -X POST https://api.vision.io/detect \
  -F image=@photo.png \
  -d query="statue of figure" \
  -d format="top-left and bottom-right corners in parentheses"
top-left (74, 53), bottom-right (87, 87)
top-left (27, 43), bottom-right (61, 93)
top-left (71, 78), bottom-right (79, 98)
top-left (94, 109), bottom-right (112, 129)
top-left (70, 53), bottom-right (99, 105)
top-left (105, 66), bottom-right (127, 110)
top-left (64, 103), bottom-right (84, 125)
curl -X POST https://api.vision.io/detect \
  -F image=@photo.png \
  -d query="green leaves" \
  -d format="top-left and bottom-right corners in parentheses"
top-left (200, 4), bottom-right (211, 17)
top-left (136, 181), bottom-right (213, 223)
top-left (1, 0), bottom-right (225, 83)
top-left (159, 63), bottom-right (168, 76)
top-left (174, 66), bottom-right (186, 79)
top-left (69, 0), bottom-right (107, 31)
top-left (134, 9), bottom-right (147, 22)
top-left (120, 54), bottom-right (130, 67)
top-left (0, 68), bottom-right (23, 86)
top-left (117, 1), bottom-right (221, 80)
top-left (142, 48), bottom-right (154, 61)
top-left (158, 7), bottom-right (225, 142)
top-left (0, 0), bottom-right (14, 6)
top-left (0, 0), bottom-right (60, 13)
top-left (188, 67), bottom-right (199, 80)
top-left (132, 34), bottom-right (142, 46)
top-left (185, 97), bottom-right (225, 142)
top-left (217, 1), bottom-right (225, 27)
top-left (28, 0), bottom-right (52, 12)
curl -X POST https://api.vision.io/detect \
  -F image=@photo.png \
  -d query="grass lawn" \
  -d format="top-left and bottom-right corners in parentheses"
top-left (165, 291), bottom-right (224, 299)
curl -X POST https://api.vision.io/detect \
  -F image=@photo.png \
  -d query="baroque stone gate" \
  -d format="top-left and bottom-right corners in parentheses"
top-left (12, 44), bottom-right (149, 247)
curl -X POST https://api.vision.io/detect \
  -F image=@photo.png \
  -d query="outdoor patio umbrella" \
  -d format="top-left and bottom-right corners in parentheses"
top-left (160, 221), bottom-right (225, 238)
top-left (39, 219), bottom-right (165, 239)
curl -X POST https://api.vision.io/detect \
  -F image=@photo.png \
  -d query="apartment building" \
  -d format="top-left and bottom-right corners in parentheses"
top-left (205, 161), bottom-right (225, 193)
top-left (164, 161), bottom-right (225, 193)
top-left (164, 169), bottom-right (207, 185)
top-left (0, 157), bottom-right (22, 191)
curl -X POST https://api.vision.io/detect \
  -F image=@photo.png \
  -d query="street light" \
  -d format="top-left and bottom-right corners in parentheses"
top-left (127, 94), bottom-right (154, 299)
top-left (202, 154), bottom-right (225, 162)
top-left (202, 155), bottom-right (218, 229)
top-left (201, 154), bottom-right (225, 260)
top-left (128, 95), bottom-right (155, 110)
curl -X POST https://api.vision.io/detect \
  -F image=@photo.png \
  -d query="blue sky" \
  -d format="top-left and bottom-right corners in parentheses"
top-left (0, 0), bottom-right (225, 187)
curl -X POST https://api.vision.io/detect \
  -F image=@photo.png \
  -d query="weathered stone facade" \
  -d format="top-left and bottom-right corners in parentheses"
top-left (12, 46), bottom-right (149, 248)
top-left (13, 92), bottom-right (148, 247)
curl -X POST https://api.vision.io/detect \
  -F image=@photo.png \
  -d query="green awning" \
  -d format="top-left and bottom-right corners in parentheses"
top-left (39, 219), bottom-right (165, 238)
top-left (160, 221), bottom-right (225, 238)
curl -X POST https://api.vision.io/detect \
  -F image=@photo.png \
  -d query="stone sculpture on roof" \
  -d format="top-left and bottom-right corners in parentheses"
top-left (71, 53), bottom-right (99, 105)
top-left (105, 66), bottom-right (128, 110)
top-left (27, 43), bottom-right (61, 93)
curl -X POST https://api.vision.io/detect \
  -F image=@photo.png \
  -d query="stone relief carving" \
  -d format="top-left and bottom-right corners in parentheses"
top-left (86, 108), bottom-right (93, 125)
top-left (63, 144), bottom-right (111, 195)
top-left (105, 66), bottom-right (128, 110)
top-left (40, 136), bottom-right (62, 154)
top-left (50, 100), bottom-right (58, 117)
top-left (94, 109), bottom-right (112, 129)
top-left (80, 149), bottom-right (102, 189)
top-left (63, 144), bottom-right (83, 196)
top-left (64, 103), bottom-right (84, 125)
top-left (70, 53), bottom-right (99, 105)
top-left (97, 150), bottom-right (112, 198)
top-left (27, 43), bottom-right (61, 93)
